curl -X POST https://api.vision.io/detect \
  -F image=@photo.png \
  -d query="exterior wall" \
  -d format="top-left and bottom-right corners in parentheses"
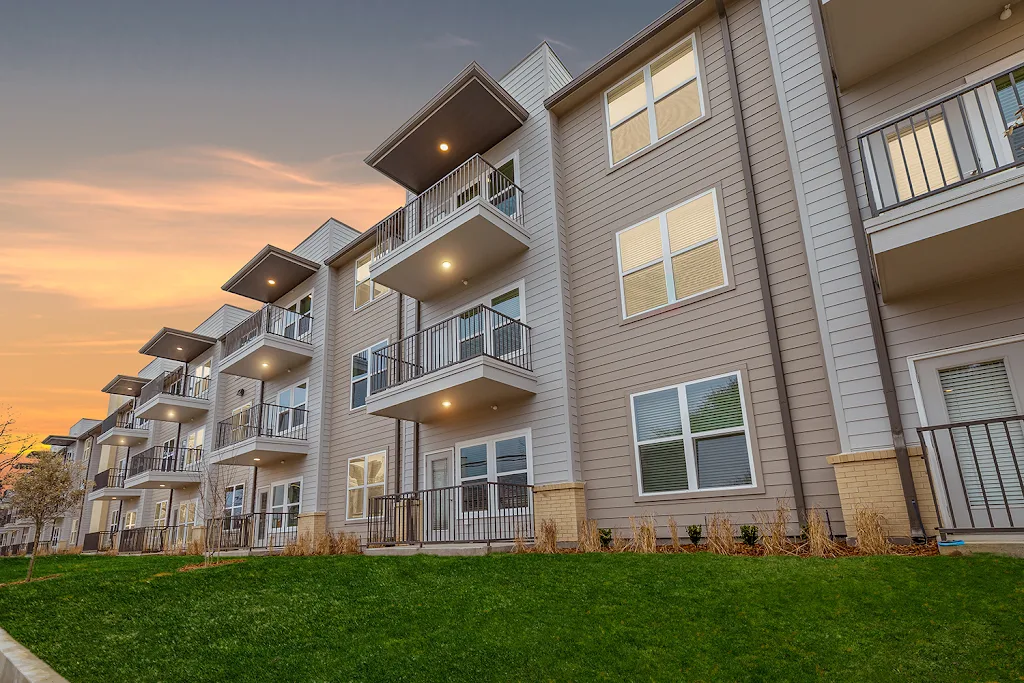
top-left (559, 0), bottom-right (841, 532)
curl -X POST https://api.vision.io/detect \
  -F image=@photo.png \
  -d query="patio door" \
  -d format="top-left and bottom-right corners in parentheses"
top-left (282, 294), bottom-right (312, 341)
top-left (183, 427), bottom-right (204, 468)
top-left (160, 437), bottom-right (177, 471)
top-left (424, 451), bottom-right (453, 540)
top-left (269, 480), bottom-right (300, 546)
top-left (255, 487), bottom-right (270, 546)
top-left (916, 342), bottom-right (1024, 529)
top-left (231, 403), bottom-right (252, 442)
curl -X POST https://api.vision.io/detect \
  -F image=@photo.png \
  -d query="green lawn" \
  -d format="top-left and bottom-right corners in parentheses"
top-left (0, 552), bottom-right (1021, 682)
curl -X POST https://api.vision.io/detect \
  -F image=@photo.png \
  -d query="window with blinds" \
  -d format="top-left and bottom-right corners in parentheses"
top-left (631, 372), bottom-right (754, 495)
top-left (939, 360), bottom-right (1024, 507)
top-left (605, 34), bottom-right (704, 165)
top-left (616, 188), bottom-right (726, 318)
top-left (886, 114), bottom-right (960, 202)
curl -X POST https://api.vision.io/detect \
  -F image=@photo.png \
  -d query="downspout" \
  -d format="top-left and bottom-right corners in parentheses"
top-left (413, 300), bottom-right (421, 493)
top-left (252, 380), bottom-right (264, 515)
top-left (717, 0), bottom-right (806, 522)
top-left (394, 293), bottom-right (404, 495)
top-left (807, 0), bottom-right (925, 540)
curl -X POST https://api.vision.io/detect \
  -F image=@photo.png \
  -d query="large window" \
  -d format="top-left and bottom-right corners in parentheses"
top-left (605, 34), bottom-right (704, 166)
top-left (616, 188), bottom-right (726, 318)
top-left (456, 431), bottom-right (532, 513)
top-left (354, 252), bottom-right (389, 310)
top-left (347, 452), bottom-right (386, 520)
top-left (224, 484), bottom-right (245, 517)
top-left (631, 372), bottom-right (755, 496)
top-left (275, 380), bottom-right (308, 433)
top-left (154, 500), bottom-right (168, 527)
top-left (271, 479), bottom-right (302, 530)
top-left (351, 341), bottom-right (389, 409)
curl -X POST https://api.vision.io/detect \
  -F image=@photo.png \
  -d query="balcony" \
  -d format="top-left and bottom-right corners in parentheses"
top-left (369, 155), bottom-right (528, 301)
top-left (365, 304), bottom-right (535, 422)
top-left (135, 369), bottom-right (211, 423)
top-left (858, 63), bottom-right (1024, 300)
top-left (96, 407), bottom-right (149, 447)
top-left (88, 467), bottom-right (141, 502)
top-left (124, 446), bottom-right (202, 489)
top-left (219, 304), bottom-right (314, 380)
top-left (205, 513), bottom-right (298, 551)
top-left (209, 403), bottom-right (309, 466)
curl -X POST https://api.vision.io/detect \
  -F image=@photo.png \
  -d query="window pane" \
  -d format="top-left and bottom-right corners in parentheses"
top-left (495, 436), bottom-right (527, 473)
top-left (348, 458), bottom-right (366, 487)
top-left (639, 439), bottom-right (688, 493)
top-left (497, 472), bottom-right (529, 509)
top-left (886, 114), bottom-right (961, 201)
top-left (491, 288), bottom-right (521, 319)
top-left (294, 383), bottom-right (307, 407)
top-left (655, 80), bottom-right (701, 139)
top-left (373, 281), bottom-right (389, 298)
top-left (622, 262), bottom-right (668, 316)
top-left (607, 72), bottom-right (646, 125)
top-left (687, 375), bottom-right (743, 433)
top-left (460, 444), bottom-right (488, 479)
top-left (618, 217), bottom-right (663, 272)
top-left (367, 484), bottom-right (384, 505)
top-left (355, 281), bottom-right (372, 308)
top-left (611, 110), bottom-right (651, 164)
top-left (634, 388), bottom-right (683, 441)
top-left (652, 41), bottom-right (696, 97)
top-left (351, 378), bottom-right (367, 409)
top-left (671, 241), bottom-right (724, 300)
top-left (347, 488), bottom-right (364, 519)
top-left (352, 350), bottom-right (368, 379)
top-left (667, 192), bottom-right (717, 252)
top-left (367, 453), bottom-right (386, 484)
top-left (696, 433), bottom-right (752, 488)
top-left (355, 253), bottom-right (371, 282)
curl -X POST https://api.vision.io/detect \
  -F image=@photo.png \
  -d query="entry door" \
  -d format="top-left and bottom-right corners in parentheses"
top-left (424, 452), bottom-right (453, 539)
top-left (255, 487), bottom-right (270, 545)
top-left (917, 343), bottom-right (1024, 528)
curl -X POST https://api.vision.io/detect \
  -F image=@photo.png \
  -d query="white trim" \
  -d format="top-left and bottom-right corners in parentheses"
top-left (275, 377), bottom-right (309, 436)
top-left (346, 451), bottom-right (387, 521)
top-left (153, 500), bottom-right (168, 527)
top-left (267, 476), bottom-right (303, 530)
top-left (453, 428), bottom-right (534, 515)
top-left (629, 370), bottom-right (756, 497)
top-left (421, 448), bottom-right (455, 491)
top-left (350, 339), bottom-right (390, 410)
top-left (223, 482), bottom-right (245, 517)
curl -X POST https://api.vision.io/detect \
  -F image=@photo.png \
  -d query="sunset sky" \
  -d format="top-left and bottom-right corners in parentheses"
top-left (1, 0), bottom-right (675, 440)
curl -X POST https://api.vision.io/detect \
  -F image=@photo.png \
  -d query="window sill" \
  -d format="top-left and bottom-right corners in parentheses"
top-left (606, 112), bottom-right (710, 176)
top-left (632, 482), bottom-right (764, 505)
top-left (619, 281), bottom-right (735, 327)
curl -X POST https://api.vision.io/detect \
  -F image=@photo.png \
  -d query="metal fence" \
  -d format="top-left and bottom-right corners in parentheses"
top-left (99, 404), bottom-right (146, 434)
top-left (918, 415), bottom-right (1024, 532)
top-left (368, 482), bottom-right (534, 546)
top-left (139, 369), bottom-right (210, 405)
top-left (82, 532), bottom-right (116, 553)
top-left (205, 513), bottom-right (298, 551)
top-left (127, 446), bottom-right (203, 478)
top-left (93, 467), bottom-right (128, 490)
top-left (223, 304), bottom-right (313, 357)
top-left (214, 403), bottom-right (309, 450)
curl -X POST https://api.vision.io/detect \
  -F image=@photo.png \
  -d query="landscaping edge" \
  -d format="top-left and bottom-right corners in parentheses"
top-left (0, 627), bottom-right (67, 683)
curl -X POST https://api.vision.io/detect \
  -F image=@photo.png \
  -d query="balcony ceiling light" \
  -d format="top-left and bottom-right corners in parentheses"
top-left (176, 346), bottom-right (184, 352)
top-left (253, 457), bottom-right (261, 462)
top-left (267, 279), bottom-right (276, 285)
top-left (441, 400), bottom-right (452, 408)
top-left (159, 484), bottom-right (165, 488)
top-left (439, 142), bottom-right (450, 152)
top-left (441, 261), bottom-right (452, 269)
top-left (261, 362), bottom-right (270, 368)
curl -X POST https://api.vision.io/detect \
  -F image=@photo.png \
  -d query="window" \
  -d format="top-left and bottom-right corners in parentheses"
top-left (190, 360), bottom-right (212, 398)
top-left (70, 519), bottom-right (79, 545)
top-left (270, 480), bottom-right (301, 530)
top-left (275, 380), bottom-right (308, 433)
top-left (605, 34), bottom-right (704, 165)
top-left (347, 452), bottom-right (386, 520)
top-left (184, 427), bottom-right (204, 467)
top-left (351, 340), bottom-right (389, 409)
top-left (177, 501), bottom-right (197, 527)
top-left (456, 431), bottom-right (532, 513)
top-left (489, 153), bottom-right (520, 219)
top-left (224, 484), bottom-right (245, 517)
top-left (160, 437), bottom-right (177, 470)
top-left (616, 188), bottom-right (726, 318)
top-left (631, 372), bottom-right (755, 496)
top-left (354, 252), bottom-right (389, 310)
top-left (122, 511), bottom-right (137, 530)
top-left (83, 438), bottom-right (92, 463)
top-left (282, 293), bottom-right (313, 340)
top-left (457, 283), bottom-right (525, 361)
top-left (154, 500), bottom-right (168, 527)
top-left (50, 525), bottom-right (60, 546)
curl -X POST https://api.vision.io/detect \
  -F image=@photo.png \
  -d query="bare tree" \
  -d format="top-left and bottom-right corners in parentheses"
top-left (0, 406), bottom-right (36, 499)
top-left (9, 451), bottom-right (86, 580)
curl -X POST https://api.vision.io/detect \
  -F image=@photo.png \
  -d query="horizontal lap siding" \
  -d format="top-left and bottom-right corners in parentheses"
top-left (561, 0), bottom-right (840, 531)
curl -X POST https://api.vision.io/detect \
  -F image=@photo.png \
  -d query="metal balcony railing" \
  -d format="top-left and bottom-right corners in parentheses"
top-left (372, 154), bottom-right (525, 261)
top-left (370, 304), bottom-right (532, 395)
top-left (139, 369), bottom-right (210, 405)
top-left (205, 512), bottom-right (298, 550)
top-left (859, 62), bottom-right (1024, 215)
top-left (368, 481), bottom-right (534, 546)
top-left (223, 304), bottom-right (313, 357)
top-left (82, 531), bottom-right (116, 553)
top-left (214, 403), bottom-right (309, 450)
top-left (99, 404), bottom-right (146, 434)
top-left (93, 467), bottom-right (128, 490)
top-left (127, 446), bottom-right (203, 478)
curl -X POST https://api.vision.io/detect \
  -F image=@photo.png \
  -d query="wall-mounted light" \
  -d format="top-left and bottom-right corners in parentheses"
top-left (1001, 4), bottom-right (1012, 20)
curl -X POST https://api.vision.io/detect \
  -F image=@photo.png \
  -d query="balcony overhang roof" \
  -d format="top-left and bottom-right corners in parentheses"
top-left (101, 374), bottom-right (148, 397)
top-left (139, 327), bottom-right (216, 362)
top-left (222, 245), bottom-right (321, 303)
top-left (365, 62), bottom-right (529, 195)
top-left (41, 435), bottom-right (76, 447)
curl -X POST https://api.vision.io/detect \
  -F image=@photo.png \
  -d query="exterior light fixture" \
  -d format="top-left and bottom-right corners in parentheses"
top-left (441, 261), bottom-right (452, 269)
top-left (439, 143), bottom-right (450, 152)
top-left (176, 346), bottom-right (184, 351)
top-left (491, 405), bottom-right (498, 411)
top-left (261, 363), bottom-right (269, 368)
top-left (268, 279), bottom-right (276, 285)
top-left (1002, 4), bottom-right (1012, 20)
top-left (441, 401), bottom-right (452, 408)
top-left (253, 457), bottom-right (261, 462)
top-left (159, 484), bottom-right (165, 488)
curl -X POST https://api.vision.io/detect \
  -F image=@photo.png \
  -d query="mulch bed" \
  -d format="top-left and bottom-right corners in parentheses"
top-left (528, 540), bottom-right (939, 558)
top-left (0, 574), bottom-right (62, 588)
top-left (178, 559), bottom-right (246, 572)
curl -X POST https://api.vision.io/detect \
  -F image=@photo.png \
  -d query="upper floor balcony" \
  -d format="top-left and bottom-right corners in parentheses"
top-left (857, 62), bottom-right (1024, 300)
top-left (124, 445), bottom-right (202, 490)
top-left (96, 406), bottom-right (149, 448)
top-left (209, 403), bottom-right (309, 466)
top-left (219, 304), bottom-right (314, 381)
top-left (365, 304), bottom-right (536, 422)
top-left (369, 154), bottom-right (528, 302)
top-left (88, 466), bottom-right (141, 502)
top-left (136, 369), bottom-right (211, 423)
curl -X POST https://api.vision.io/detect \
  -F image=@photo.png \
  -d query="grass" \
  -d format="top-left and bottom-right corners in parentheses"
top-left (0, 552), bottom-right (1021, 682)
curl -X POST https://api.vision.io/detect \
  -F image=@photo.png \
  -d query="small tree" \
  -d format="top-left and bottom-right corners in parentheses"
top-left (10, 450), bottom-right (85, 580)
top-left (0, 406), bottom-right (35, 498)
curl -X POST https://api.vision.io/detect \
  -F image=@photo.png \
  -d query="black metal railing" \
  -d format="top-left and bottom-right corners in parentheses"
top-left (139, 369), bottom-right (210, 405)
top-left (99, 405), bottom-right (146, 434)
top-left (127, 446), bottom-right (203, 478)
top-left (0, 509), bottom-right (13, 526)
top-left (1, 542), bottom-right (34, 556)
top-left (372, 154), bottom-right (525, 261)
top-left (223, 304), bottom-right (313, 357)
top-left (82, 531), bottom-right (116, 553)
top-left (214, 403), bottom-right (309, 450)
top-left (368, 481), bottom-right (534, 546)
top-left (919, 415), bottom-right (1024, 532)
top-left (371, 304), bottom-right (532, 394)
top-left (118, 526), bottom-right (192, 554)
top-left (859, 62), bottom-right (1024, 215)
top-left (93, 467), bottom-right (128, 490)
top-left (205, 512), bottom-right (298, 551)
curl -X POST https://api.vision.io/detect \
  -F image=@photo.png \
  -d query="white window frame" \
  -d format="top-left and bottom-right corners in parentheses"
top-left (488, 150), bottom-right (521, 220)
top-left (279, 290), bottom-right (314, 340)
top-left (603, 32), bottom-right (706, 168)
top-left (224, 483), bottom-right (245, 517)
top-left (451, 279), bottom-right (527, 362)
top-left (346, 451), bottom-right (387, 521)
top-left (268, 476), bottom-right (303, 531)
top-left (350, 340), bottom-right (389, 410)
top-left (122, 510), bottom-right (137, 530)
top-left (630, 370), bottom-right (756, 497)
top-left (353, 251), bottom-right (389, 311)
top-left (274, 378), bottom-right (309, 435)
top-left (70, 518), bottom-right (79, 545)
top-left (454, 428), bottom-right (534, 517)
top-left (154, 500), bottom-right (168, 527)
top-left (615, 187), bottom-right (728, 319)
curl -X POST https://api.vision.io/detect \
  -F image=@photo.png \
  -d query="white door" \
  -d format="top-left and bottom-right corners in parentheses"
top-left (424, 452), bottom-right (453, 539)
top-left (255, 487), bottom-right (270, 545)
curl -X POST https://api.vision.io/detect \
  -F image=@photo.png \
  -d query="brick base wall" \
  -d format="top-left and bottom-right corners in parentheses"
top-left (533, 482), bottom-right (586, 543)
top-left (298, 512), bottom-right (327, 539)
top-left (826, 447), bottom-right (939, 540)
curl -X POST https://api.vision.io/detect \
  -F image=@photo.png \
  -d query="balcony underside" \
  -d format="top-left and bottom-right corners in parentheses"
top-left (97, 427), bottom-right (149, 448)
top-left (366, 356), bottom-right (536, 423)
top-left (87, 487), bottom-right (141, 502)
top-left (124, 470), bottom-right (201, 490)
top-left (218, 335), bottom-right (313, 380)
top-left (135, 394), bottom-right (209, 423)
top-left (869, 171), bottom-right (1024, 301)
top-left (370, 200), bottom-right (529, 301)
top-left (209, 437), bottom-right (308, 467)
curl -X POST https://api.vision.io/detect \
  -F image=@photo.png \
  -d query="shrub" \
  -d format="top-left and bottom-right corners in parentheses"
top-left (628, 515), bottom-right (657, 553)
top-left (686, 524), bottom-right (702, 546)
top-left (667, 517), bottom-right (680, 551)
top-left (598, 528), bottom-right (613, 548)
top-left (758, 499), bottom-right (792, 555)
top-left (740, 525), bottom-right (759, 546)
top-left (706, 514), bottom-right (734, 555)
top-left (536, 519), bottom-right (558, 553)
top-left (854, 506), bottom-right (890, 555)
top-left (577, 519), bottom-right (601, 553)
top-left (805, 508), bottom-right (838, 558)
